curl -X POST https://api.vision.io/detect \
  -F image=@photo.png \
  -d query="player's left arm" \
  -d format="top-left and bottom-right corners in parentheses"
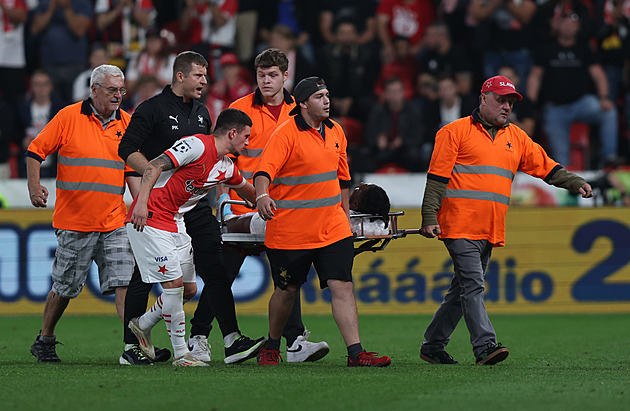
top-left (131, 153), bottom-right (175, 231)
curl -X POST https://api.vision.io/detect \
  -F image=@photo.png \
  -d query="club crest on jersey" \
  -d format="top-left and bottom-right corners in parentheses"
top-left (185, 179), bottom-right (210, 196)
top-left (154, 256), bottom-right (169, 262)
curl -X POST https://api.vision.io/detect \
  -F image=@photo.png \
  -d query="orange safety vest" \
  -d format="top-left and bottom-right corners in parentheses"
top-left (429, 114), bottom-right (559, 247)
top-left (228, 89), bottom-right (296, 215)
top-left (254, 115), bottom-right (352, 249)
top-left (27, 100), bottom-right (131, 232)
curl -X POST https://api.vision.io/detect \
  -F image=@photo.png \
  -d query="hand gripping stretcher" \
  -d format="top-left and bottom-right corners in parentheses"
top-left (218, 200), bottom-right (420, 256)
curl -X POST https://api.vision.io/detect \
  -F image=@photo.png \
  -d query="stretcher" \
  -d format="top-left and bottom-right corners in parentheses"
top-left (218, 200), bottom-right (420, 256)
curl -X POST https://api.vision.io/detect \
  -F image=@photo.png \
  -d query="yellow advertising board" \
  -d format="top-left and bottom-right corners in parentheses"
top-left (1, 207), bottom-right (629, 315)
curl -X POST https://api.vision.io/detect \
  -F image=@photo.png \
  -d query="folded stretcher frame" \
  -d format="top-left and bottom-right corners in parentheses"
top-left (219, 200), bottom-right (420, 256)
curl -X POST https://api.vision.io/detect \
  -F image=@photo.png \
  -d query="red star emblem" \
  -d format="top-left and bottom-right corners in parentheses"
top-left (157, 265), bottom-right (168, 274)
top-left (216, 169), bottom-right (227, 181)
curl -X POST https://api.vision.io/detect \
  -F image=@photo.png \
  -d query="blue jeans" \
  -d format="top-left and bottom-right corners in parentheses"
top-left (542, 94), bottom-right (618, 167)
top-left (483, 48), bottom-right (532, 84)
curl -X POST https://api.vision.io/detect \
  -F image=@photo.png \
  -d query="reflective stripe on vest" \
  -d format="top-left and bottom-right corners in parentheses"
top-left (444, 189), bottom-right (510, 205)
top-left (275, 194), bottom-right (342, 209)
top-left (58, 155), bottom-right (125, 170)
top-left (453, 164), bottom-right (514, 180)
top-left (241, 147), bottom-right (263, 158)
top-left (272, 170), bottom-right (338, 186)
top-left (240, 170), bottom-right (254, 180)
top-left (56, 180), bottom-right (125, 195)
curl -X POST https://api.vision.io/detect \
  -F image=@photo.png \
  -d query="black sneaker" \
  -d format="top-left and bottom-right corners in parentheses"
top-left (224, 335), bottom-right (266, 364)
top-left (420, 349), bottom-right (458, 364)
top-left (154, 347), bottom-right (172, 363)
top-left (119, 345), bottom-right (172, 365)
top-left (30, 334), bottom-right (61, 363)
top-left (119, 345), bottom-right (153, 365)
top-left (476, 343), bottom-right (509, 365)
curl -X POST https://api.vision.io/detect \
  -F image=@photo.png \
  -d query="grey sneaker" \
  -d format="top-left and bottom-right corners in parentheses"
top-left (476, 343), bottom-right (509, 365)
top-left (30, 334), bottom-right (61, 363)
top-left (187, 335), bottom-right (211, 362)
top-left (128, 318), bottom-right (155, 360)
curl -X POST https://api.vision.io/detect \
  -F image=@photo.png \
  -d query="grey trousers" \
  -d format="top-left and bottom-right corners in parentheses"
top-left (421, 238), bottom-right (497, 358)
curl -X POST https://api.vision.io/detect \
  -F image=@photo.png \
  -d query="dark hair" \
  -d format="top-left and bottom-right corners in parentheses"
top-left (214, 108), bottom-right (253, 135)
top-left (355, 185), bottom-right (391, 228)
top-left (172, 51), bottom-right (208, 83)
top-left (254, 48), bottom-right (289, 73)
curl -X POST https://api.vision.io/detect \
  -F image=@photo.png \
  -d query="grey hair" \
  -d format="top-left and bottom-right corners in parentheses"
top-left (90, 64), bottom-right (125, 89)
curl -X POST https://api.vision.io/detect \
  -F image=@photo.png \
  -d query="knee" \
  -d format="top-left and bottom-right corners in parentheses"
top-left (327, 279), bottom-right (354, 297)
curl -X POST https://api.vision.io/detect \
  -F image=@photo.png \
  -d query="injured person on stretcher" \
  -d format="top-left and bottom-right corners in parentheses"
top-left (218, 183), bottom-right (417, 255)
top-left (219, 182), bottom-right (391, 236)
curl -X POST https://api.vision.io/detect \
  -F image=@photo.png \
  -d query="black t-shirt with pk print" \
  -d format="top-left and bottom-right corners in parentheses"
top-left (533, 41), bottom-right (598, 105)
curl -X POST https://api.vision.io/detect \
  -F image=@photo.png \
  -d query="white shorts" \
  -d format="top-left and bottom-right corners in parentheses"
top-left (248, 212), bottom-right (267, 234)
top-left (126, 224), bottom-right (195, 284)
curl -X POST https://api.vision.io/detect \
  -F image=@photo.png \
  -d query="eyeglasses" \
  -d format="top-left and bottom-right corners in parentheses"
top-left (96, 83), bottom-right (127, 95)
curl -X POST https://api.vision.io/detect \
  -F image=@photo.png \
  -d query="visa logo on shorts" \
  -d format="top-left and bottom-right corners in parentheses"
top-left (154, 256), bottom-right (169, 262)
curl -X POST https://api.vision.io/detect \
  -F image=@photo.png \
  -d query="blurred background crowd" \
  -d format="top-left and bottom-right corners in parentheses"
top-left (1, 0), bottom-right (630, 195)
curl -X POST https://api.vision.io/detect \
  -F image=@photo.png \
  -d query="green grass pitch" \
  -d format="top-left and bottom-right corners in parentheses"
top-left (1, 313), bottom-right (629, 410)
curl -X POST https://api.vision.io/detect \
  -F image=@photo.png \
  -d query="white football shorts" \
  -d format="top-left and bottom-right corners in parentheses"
top-left (126, 223), bottom-right (195, 284)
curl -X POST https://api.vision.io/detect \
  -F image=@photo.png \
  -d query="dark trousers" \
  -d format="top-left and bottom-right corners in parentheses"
top-left (217, 243), bottom-right (306, 346)
top-left (123, 198), bottom-right (239, 344)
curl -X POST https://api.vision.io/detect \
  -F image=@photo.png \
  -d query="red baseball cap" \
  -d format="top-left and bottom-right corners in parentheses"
top-left (219, 52), bottom-right (239, 66)
top-left (481, 75), bottom-right (523, 100)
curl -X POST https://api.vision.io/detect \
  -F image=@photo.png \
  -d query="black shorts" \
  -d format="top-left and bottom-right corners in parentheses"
top-left (267, 236), bottom-right (354, 290)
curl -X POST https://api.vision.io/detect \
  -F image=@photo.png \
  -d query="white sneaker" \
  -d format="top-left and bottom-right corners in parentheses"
top-left (172, 352), bottom-right (210, 367)
top-left (187, 335), bottom-right (211, 362)
top-left (286, 330), bottom-right (330, 363)
top-left (128, 318), bottom-right (155, 360)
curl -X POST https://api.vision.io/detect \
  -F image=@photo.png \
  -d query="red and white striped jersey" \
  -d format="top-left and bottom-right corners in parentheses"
top-left (127, 134), bottom-right (245, 233)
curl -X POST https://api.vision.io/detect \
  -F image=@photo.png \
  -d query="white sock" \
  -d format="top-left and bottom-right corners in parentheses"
top-left (224, 331), bottom-right (240, 347)
top-left (138, 294), bottom-right (163, 331)
top-left (162, 287), bottom-right (187, 359)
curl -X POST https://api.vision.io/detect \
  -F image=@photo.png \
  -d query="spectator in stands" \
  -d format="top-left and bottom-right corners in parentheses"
top-left (234, 0), bottom-right (259, 62)
top-left (94, 0), bottom-right (156, 63)
top-left (319, 19), bottom-right (379, 121)
top-left (178, 0), bottom-right (238, 81)
top-left (205, 52), bottom-right (254, 125)
top-left (376, 0), bottom-right (436, 63)
top-left (17, 70), bottom-right (66, 178)
top-left (417, 20), bottom-right (474, 98)
top-left (469, 0), bottom-right (538, 83)
top-left (527, 10), bottom-right (619, 168)
top-left (425, 73), bottom-right (477, 140)
top-left (268, 24), bottom-right (315, 92)
top-left (532, 0), bottom-right (595, 44)
top-left (0, 96), bottom-right (19, 179)
top-left (256, 1), bottom-right (320, 66)
top-left (0, 0), bottom-right (28, 108)
top-left (125, 74), bottom-right (161, 114)
top-left (497, 64), bottom-right (536, 137)
top-left (73, 44), bottom-right (110, 102)
top-left (365, 76), bottom-right (427, 172)
top-left (124, 27), bottom-right (175, 95)
top-left (374, 36), bottom-right (418, 101)
top-left (31, 0), bottom-right (93, 103)
top-left (595, 0), bottom-right (630, 103)
top-left (319, 0), bottom-right (378, 46)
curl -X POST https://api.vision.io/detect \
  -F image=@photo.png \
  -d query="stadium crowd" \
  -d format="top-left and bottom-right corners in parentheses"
top-left (1, 0), bottom-right (630, 177)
